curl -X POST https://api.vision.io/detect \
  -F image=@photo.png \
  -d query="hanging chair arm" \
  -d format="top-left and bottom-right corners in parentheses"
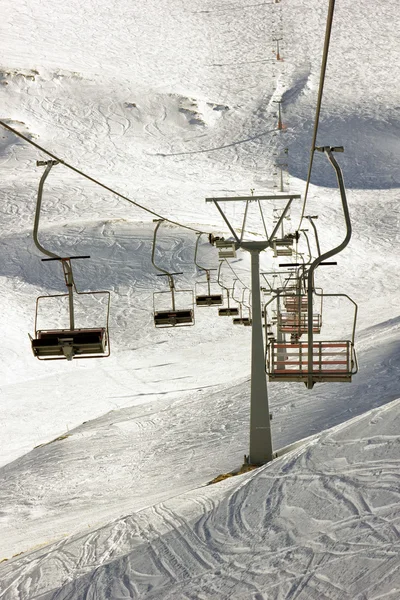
top-left (217, 260), bottom-right (230, 293)
top-left (151, 219), bottom-right (175, 278)
top-left (306, 215), bottom-right (322, 257)
top-left (194, 233), bottom-right (211, 273)
top-left (33, 160), bottom-right (60, 260)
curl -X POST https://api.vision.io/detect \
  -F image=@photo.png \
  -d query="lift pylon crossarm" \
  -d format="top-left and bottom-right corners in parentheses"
top-left (206, 195), bottom-right (300, 251)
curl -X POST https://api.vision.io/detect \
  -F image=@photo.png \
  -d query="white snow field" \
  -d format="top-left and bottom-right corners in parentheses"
top-left (0, 0), bottom-right (399, 597)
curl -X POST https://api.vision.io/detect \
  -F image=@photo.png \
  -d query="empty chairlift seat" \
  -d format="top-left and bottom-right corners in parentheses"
top-left (278, 312), bottom-right (322, 334)
top-left (218, 306), bottom-right (239, 317)
top-left (283, 295), bottom-right (308, 312)
top-left (196, 293), bottom-right (223, 307)
top-left (272, 238), bottom-right (294, 257)
top-left (154, 309), bottom-right (194, 327)
top-left (31, 327), bottom-right (108, 360)
top-left (267, 340), bottom-right (357, 384)
top-left (215, 240), bottom-right (237, 259)
top-left (233, 316), bottom-right (252, 326)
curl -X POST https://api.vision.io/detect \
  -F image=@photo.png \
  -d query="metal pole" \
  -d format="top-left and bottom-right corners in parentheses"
top-left (62, 261), bottom-right (75, 331)
top-left (276, 293), bottom-right (286, 369)
top-left (67, 278), bottom-right (75, 330)
top-left (249, 249), bottom-right (273, 464)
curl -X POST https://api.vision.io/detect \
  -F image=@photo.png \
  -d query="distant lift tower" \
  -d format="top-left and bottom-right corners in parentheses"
top-left (205, 193), bottom-right (301, 465)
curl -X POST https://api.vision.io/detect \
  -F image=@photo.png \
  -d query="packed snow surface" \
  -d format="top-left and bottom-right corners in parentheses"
top-left (0, 0), bottom-right (399, 597)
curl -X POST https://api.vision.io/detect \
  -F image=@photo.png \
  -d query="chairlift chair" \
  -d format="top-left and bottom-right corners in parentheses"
top-left (30, 161), bottom-right (111, 361)
top-left (218, 303), bottom-right (239, 317)
top-left (283, 294), bottom-right (308, 312)
top-left (152, 220), bottom-right (194, 328)
top-left (278, 312), bottom-right (322, 334)
top-left (266, 292), bottom-right (358, 387)
top-left (232, 283), bottom-right (252, 326)
top-left (272, 237), bottom-right (294, 257)
top-left (194, 233), bottom-right (223, 307)
top-left (267, 340), bottom-right (357, 383)
top-left (30, 260), bottom-right (111, 361)
top-left (233, 311), bottom-right (252, 326)
top-left (215, 239), bottom-right (237, 259)
top-left (217, 260), bottom-right (239, 316)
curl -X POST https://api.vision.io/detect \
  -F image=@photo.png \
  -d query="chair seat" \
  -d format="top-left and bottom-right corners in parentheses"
top-left (32, 328), bottom-right (107, 358)
top-left (269, 372), bottom-right (352, 383)
top-left (154, 309), bottom-right (194, 327)
top-left (233, 318), bottom-right (252, 326)
top-left (219, 307), bottom-right (239, 316)
top-left (196, 294), bottom-right (223, 306)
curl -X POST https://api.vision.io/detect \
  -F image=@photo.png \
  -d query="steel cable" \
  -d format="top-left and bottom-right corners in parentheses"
top-left (0, 119), bottom-right (209, 235)
top-left (297, 0), bottom-right (336, 230)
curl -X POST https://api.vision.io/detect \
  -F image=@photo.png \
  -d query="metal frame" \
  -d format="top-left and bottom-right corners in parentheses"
top-left (205, 194), bottom-right (300, 246)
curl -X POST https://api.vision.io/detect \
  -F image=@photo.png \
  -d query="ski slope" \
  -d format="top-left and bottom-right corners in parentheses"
top-left (0, 0), bottom-right (399, 597)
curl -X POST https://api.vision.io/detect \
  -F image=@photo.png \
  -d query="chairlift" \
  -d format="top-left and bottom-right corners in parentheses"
top-left (266, 145), bottom-right (358, 388)
top-left (266, 292), bottom-right (356, 383)
top-left (272, 237), bottom-right (294, 257)
top-left (232, 281), bottom-right (252, 326)
top-left (30, 161), bottom-right (110, 361)
top-left (279, 289), bottom-right (323, 335)
top-left (215, 239), bottom-right (237, 259)
top-left (267, 338), bottom-right (357, 384)
top-left (151, 220), bottom-right (194, 328)
top-left (217, 261), bottom-right (239, 316)
top-left (283, 294), bottom-right (308, 312)
top-left (194, 233), bottom-right (223, 307)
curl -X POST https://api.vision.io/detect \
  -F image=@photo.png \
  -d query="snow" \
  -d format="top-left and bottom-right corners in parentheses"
top-left (1, 401), bottom-right (400, 599)
top-left (0, 0), bottom-right (399, 597)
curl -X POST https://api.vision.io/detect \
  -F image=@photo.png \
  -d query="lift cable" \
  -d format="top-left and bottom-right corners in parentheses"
top-left (297, 0), bottom-right (336, 230)
top-left (224, 257), bottom-right (248, 289)
top-left (0, 119), bottom-right (209, 236)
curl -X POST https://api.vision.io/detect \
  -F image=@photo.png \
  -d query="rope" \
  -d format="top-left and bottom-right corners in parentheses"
top-left (297, 0), bottom-right (336, 230)
top-left (0, 119), bottom-right (209, 235)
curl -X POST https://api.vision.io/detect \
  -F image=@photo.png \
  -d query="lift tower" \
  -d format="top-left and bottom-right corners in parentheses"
top-left (206, 193), bottom-right (300, 464)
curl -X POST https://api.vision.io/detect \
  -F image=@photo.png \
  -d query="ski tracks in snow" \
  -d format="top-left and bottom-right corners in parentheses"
top-left (3, 401), bottom-right (399, 600)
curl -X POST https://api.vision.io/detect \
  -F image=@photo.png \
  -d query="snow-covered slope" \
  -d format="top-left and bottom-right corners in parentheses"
top-left (1, 400), bottom-right (399, 599)
top-left (0, 0), bottom-right (399, 597)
